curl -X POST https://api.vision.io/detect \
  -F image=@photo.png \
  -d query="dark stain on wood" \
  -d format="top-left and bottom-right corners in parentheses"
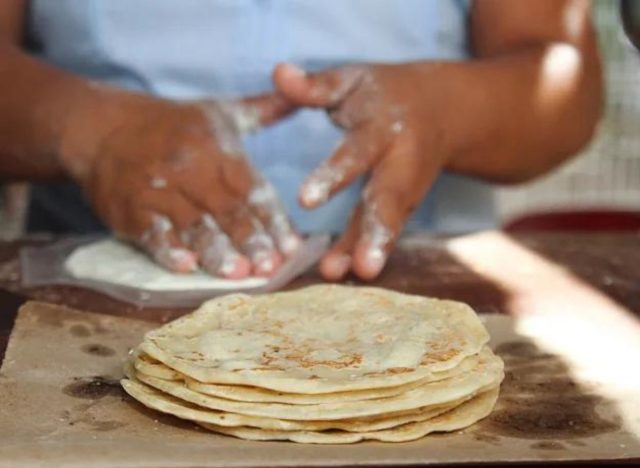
top-left (479, 340), bottom-right (621, 440)
top-left (62, 376), bottom-right (123, 400)
top-left (81, 343), bottom-right (116, 357)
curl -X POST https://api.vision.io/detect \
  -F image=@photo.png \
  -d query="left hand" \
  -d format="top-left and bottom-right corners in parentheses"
top-left (273, 62), bottom-right (459, 281)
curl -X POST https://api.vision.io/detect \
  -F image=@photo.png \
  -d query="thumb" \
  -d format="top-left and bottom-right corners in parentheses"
top-left (238, 93), bottom-right (297, 129)
top-left (273, 63), bottom-right (366, 108)
top-left (227, 93), bottom-right (297, 134)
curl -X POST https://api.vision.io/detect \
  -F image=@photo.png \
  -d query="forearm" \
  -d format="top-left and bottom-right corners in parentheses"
top-left (0, 44), bottom-right (126, 181)
top-left (435, 42), bottom-right (602, 183)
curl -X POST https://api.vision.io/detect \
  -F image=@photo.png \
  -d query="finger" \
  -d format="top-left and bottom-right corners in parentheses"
top-left (273, 62), bottom-right (367, 108)
top-left (218, 154), bottom-right (255, 199)
top-left (248, 180), bottom-right (301, 257)
top-left (238, 220), bottom-right (283, 277)
top-left (237, 94), bottom-right (298, 129)
top-left (199, 102), bottom-right (244, 155)
top-left (126, 210), bottom-right (198, 274)
top-left (203, 155), bottom-right (301, 258)
top-left (319, 204), bottom-right (363, 281)
top-left (352, 142), bottom-right (440, 280)
top-left (299, 126), bottom-right (386, 208)
top-left (116, 190), bottom-right (202, 273)
top-left (203, 94), bottom-right (296, 138)
top-left (210, 208), bottom-right (283, 278)
top-left (140, 188), bottom-right (202, 232)
top-left (184, 187), bottom-right (283, 277)
top-left (182, 214), bottom-right (251, 279)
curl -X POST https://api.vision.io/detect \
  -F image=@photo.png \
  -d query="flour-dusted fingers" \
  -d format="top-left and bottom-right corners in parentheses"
top-left (182, 185), bottom-right (282, 277)
top-left (194, 191), bottom-right (282, 277)
top-left (299, 125), bottom-right (386, 208)
top-left (200, 93), bottom-right (296, 151)
top-left (248, 180), bottom-right (301, 257)
top-left (106, 189), bottom-right (202, 273)
top-left (191, 102), bottom-right (299, 262)
top-left (182, 214), bottom-right (251, 279)
top-left (276, 62), bottom-right (448, 280)
top-left (74, 89), bottom-right (297, 276)
top-left (318, 204), bottom-right (363, 281)
top-left (129, 210), bottom-right (198, 274)
top-left (233, 93), bottom-right (298, 131)
top-left (215, 154), bottom-right (301, 257)
top-left (352, 140), bottom-right (441, 280)
top-left (273, 63), bottom-right (368, 108)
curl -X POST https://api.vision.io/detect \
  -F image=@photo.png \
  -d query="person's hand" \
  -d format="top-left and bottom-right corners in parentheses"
top-left (273, 63), bottom-right (460, 281)
top-left (60, 90), bottom-right (300, 277)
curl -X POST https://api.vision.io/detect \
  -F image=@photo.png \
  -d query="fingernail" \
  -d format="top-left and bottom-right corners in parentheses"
top-left (218, 255), bottom-right (237, 277)
top-left (218, 254), bottom-right (251, 279)
top-left (363, 246), bottom-right (386, 277)
top-left (243, 232), bottom-right (280, 276)
top-left (255, 253), bottom-right (275, 276)
top-left (157, 248), bottom-right (198, 273)
top-left (230, 103), bottom-right (261, 134)
top-left (326, 253), bottom-right (351, 278)
top-left (253, 251), bottom-right (281, 276)
top-left (280, 234), bottom-right (302, 256)
top-left (301, 180), bottom-right (330, 207)
top-left (283, 63), bottom-right (306, 79)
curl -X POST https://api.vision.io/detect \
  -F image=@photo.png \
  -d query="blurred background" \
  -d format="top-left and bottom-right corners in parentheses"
top-left (1, 1), bottom-right (639, 238)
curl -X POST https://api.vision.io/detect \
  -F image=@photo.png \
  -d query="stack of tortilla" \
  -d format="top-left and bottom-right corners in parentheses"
top-left (122, 285), bottom-right (504, 443)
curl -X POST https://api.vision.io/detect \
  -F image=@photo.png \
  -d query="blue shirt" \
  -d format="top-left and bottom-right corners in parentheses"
top-left (27, 0), bottom-right (495, 234)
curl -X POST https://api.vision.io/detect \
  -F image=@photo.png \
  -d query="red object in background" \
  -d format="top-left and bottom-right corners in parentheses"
top-left (504, 209), bottom-right (640, 232)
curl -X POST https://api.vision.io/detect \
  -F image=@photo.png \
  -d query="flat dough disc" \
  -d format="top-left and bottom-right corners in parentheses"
top-left (121, 377), bottom-right (492, 433)
top-left (197, 387), bottom-right (500, 444)
top-left (141, 285), bottom-right (491, 393)
top-left (132, 347), bottom-right (503, 421)
top-left (65, 239), bottom-right (267, 291)
top-left (133, 348), bottom-right (481, 404)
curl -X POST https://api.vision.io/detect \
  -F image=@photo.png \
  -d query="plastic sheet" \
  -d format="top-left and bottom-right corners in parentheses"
top-left (20, 235), bottom-right (329, 307)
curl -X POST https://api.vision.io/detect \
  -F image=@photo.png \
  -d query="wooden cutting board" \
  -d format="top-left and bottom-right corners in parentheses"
top-left (0, 300), bottom-right (638, 467)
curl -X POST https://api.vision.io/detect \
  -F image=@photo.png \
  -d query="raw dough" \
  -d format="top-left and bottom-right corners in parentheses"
top-left (65, 239), bottom-right (267, 291)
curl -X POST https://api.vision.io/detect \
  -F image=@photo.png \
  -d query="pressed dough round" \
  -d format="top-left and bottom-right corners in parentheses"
top-left (197, 387), bottom-right (500, 443)
top-left (65, 239), bottom-right (267, 291)
top-left (121, 377), bottom-right (492, 433)
top-left (141, 285), bottom-right (491, 393)
top-left (133, 348), bottom-right (482, 404)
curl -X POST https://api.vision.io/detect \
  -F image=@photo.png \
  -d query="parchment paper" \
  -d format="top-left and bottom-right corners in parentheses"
top-left (20, 235), bottom-right (329, 308)
top-left (1, 301), bottom-right (639, 467)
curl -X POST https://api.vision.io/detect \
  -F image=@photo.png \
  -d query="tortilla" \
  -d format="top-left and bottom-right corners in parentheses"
top-left (133, 347), bottom-right (503, 421)
top-left (123, 286), bottom-right (502, 444)
top-left (121, 377), bottom-right (495, 433)
top-left (133, 348), bottom-right (480, 404)
top-left (141, 285), bottom-right (490, 393)
top-left (197, 387), bottom-right (500, 444)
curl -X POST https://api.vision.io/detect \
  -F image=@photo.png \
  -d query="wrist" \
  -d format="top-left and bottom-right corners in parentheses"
top-left (388, 62), bottom-right (466, 163)
top-left (414, 61), bottom-right (501, 173)
top-left (58, 83), bottom-right (110, 181)
top-left (58, 84), bottom-right (137, 182)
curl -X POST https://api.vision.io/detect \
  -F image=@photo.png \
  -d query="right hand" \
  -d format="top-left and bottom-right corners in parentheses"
top-left (60, 89), bottom-right (300, 278)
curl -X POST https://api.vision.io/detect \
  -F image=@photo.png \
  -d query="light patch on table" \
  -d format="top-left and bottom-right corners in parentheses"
top-left (446, 231), bottom-right (640, 437)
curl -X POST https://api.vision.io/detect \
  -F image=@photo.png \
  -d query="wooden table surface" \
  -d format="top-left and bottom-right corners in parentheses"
top-left (1, 231), bottom-right (639, 466)
top-left (1, 231), bottom-right (640, 360)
